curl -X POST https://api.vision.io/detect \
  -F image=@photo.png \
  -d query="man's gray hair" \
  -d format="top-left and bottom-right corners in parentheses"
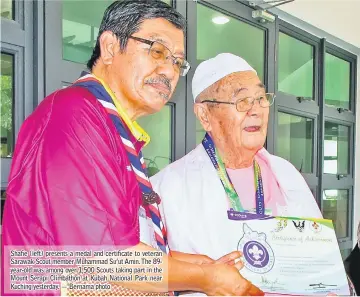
top-left (87, 0), bottom-right (186, 71)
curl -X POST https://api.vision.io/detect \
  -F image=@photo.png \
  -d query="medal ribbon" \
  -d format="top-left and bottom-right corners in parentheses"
top-left (202, 133), bottom-right (265, 215)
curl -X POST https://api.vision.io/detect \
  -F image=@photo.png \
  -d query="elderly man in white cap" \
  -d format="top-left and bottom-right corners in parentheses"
top-left (150, 53), bottom-right (322, 263)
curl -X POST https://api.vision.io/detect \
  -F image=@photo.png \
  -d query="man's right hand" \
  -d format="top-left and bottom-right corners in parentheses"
top-left (200, 262), bottom-right (264, 296)
top-left (215, 251), bottom-right (244, 267)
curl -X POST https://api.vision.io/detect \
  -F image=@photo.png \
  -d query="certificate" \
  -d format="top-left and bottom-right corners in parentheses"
top-left (229, 214), bottom-right (350, 295)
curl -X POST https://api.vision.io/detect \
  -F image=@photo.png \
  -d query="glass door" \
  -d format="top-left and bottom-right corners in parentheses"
top-left (44, 0), bottom-right (186, 175)
top-left (274, 22), bottom-right (321, 191)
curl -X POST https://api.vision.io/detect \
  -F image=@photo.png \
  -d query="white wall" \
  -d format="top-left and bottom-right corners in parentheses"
top-left (279, 0), bottom-right (360, 48)
top-left (272, 0), bottom-right (360, 245)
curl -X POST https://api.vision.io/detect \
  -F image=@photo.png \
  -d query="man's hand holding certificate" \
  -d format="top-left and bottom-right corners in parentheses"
top-left (230, 215), bottom-right (350, 296)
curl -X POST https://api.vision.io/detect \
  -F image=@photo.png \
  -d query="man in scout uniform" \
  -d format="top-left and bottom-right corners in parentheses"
top-left (2, 2), bottom-right (263, 296)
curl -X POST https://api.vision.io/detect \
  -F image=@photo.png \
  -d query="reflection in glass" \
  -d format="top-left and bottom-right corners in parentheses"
top-left (1, 0), bottom-right (13, 20)
top-left (197, 4), bottom-right (265, 81)
top-left (62, 0), bottom-right (173, 64)
top-left (1, 53), bottom-right (14, 158)
top-left (277, 112), bottom-right (313, 173)
top-left (323, 189), bottom-right (349, 239)
top-left (278, 33), bottom-right (314, 99)
top-left (137, 105), bottom-right (172, 177)
top-left (62, 0), bottom-right (114, 64)
top-left (325, 53), bottom-right (350, 110)
top-left (324, 123), bottom-right (349, 174)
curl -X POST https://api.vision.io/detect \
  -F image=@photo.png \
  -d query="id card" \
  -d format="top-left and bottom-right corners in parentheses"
top-left (139, 206), bottom-right (158, 249)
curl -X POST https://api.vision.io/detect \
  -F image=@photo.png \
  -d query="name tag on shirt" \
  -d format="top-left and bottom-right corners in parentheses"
top-left (139, 206), bottom-right (158, 249)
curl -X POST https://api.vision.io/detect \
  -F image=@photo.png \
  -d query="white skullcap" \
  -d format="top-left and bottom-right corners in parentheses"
top-left (192, 53), bottom-right (257, 102)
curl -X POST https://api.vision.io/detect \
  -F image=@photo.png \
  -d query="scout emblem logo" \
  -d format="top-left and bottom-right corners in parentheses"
top-left (237, 224), bottom-right (275, 274)
top-left (309, 221), bottom-right (322, 233)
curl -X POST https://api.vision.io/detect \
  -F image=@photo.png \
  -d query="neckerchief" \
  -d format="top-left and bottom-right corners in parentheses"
top-left (202, 133), bottom-right (265, 215)
top-left (72, 72), bottom-right (169, 254)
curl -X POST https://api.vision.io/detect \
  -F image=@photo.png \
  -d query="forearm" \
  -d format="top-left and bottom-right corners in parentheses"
top-left (109, 243), bottom-right (206, 293)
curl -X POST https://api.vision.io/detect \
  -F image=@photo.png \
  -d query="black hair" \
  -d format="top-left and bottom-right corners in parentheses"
top-left (87, 0), bottom-right (186, 70)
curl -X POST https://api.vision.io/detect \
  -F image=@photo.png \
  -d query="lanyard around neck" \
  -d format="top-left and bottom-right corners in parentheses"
top-left (202, 133), bottom-right (265, 215)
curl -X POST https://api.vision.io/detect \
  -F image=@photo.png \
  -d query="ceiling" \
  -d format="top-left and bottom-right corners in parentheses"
top-left (278, 0), bottom-right (360, 49)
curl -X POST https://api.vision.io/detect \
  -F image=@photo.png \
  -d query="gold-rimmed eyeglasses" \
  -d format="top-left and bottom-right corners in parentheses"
top-left (200, 93), bottom-right (275, 112)
top-left (129, 36), bottom-right (190, 77)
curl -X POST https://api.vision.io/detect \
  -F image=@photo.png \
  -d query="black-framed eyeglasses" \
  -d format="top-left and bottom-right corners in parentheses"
top-left (129, 36), bottom-right (190, 77)
top-left (200, 93), bottom-right (276, 112)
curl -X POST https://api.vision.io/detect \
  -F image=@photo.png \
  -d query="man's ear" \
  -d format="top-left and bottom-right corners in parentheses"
top-left (99, 31), bottom-right (119, 65)
top-left (194, 103), bottom-right (212, 132)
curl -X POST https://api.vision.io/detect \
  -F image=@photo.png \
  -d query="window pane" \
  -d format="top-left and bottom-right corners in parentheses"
top-left (62, 0), bottom-right (172, 64)
top-left (324, 122), bottom-right (349, 174)
top-left (323, 189), bottom-right (349, 238)
top-left (1, 0), bottom-right (13, 20)
top-left (196, 4), bottom-right (266, 144)
top-left (137, 105), bottom-right (172, 177)
top-left (1, 53), bottom-right (14, 158)
top-left (197, 4), bottom-right (265, 81)
top-left (278, 33), bottom-right (314, 99)
top-left (62, 0), bottom-right (114, 64)
top-left (277, 112), bottom-right (313, 173)
top-left (325, 53), bottom-right (350, 109)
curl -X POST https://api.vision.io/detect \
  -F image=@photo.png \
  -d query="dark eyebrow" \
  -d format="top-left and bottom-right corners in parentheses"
top-left (149, 34), bottom-right (185, 58)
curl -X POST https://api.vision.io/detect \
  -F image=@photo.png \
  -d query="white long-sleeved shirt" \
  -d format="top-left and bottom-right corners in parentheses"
top-left (151, 144), bottom-right (322, 258)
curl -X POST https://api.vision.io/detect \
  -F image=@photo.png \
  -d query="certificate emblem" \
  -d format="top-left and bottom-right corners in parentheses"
top-left (273, 219), bottom-right (288, 232)
top-left (292, 220), bottom-right (306, 232)
top-left (237, 224), bottom-right (275, 274)
top-left (309, 221), bottom-right (322, 233)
